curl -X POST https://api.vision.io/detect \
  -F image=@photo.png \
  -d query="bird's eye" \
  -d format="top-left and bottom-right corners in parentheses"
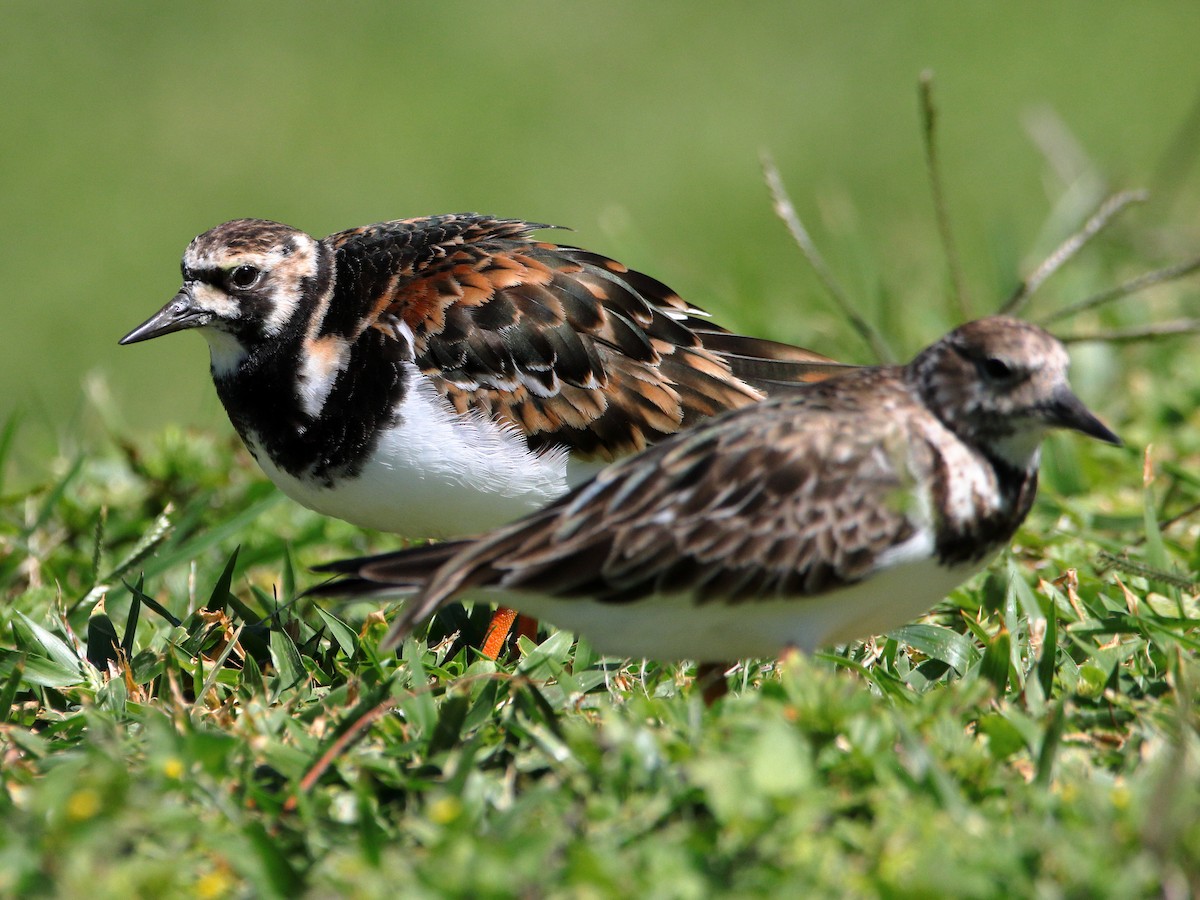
top-left (980, 356), bottom-right (1016, 382)
top-left (229, 265), bottom-right (261, 290)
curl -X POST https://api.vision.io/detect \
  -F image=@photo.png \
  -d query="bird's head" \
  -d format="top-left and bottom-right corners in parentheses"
top-left (908, 316), bottom-right (1121, 470)
top-left (119, 219), bottom-right (324, 374)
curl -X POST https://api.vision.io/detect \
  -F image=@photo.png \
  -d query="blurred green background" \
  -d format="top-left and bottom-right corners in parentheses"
top-left (3, 2), bottom-right (1199, 473)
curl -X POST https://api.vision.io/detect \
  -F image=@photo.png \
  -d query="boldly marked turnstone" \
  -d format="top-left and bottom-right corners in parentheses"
top-left (120, 215), bottom-right (845, 539)
top-left (312, 317), bottom-right (1121, 675)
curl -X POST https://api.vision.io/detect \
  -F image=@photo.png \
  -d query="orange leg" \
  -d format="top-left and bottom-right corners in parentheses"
top-left (480, 607), bottom-right (539, 660)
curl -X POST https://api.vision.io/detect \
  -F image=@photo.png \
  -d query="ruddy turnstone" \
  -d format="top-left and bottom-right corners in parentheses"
top-left (313, 317), bottom-right (1121, 672)
top-left (119, 215), bottom-right (846, 651)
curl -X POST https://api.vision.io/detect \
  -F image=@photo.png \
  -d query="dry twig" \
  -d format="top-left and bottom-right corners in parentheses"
top-left (761, 152), bottom-right (895, 363)
top-left (919, 71), bottom-right (969, 319)
top-left (1041, 254), bottom-right (1200, 325)
top-left (1000, 189), bottom-right (1148, 316)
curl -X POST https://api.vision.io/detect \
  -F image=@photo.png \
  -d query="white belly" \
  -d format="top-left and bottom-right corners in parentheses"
top-left (251, 372), bottom-right (603, 538)
top-left (481, 553), bottom-right (988, 661)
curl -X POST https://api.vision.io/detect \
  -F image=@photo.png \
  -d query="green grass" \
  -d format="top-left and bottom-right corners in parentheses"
top-left (2, 186), bottom-right (1200, 895)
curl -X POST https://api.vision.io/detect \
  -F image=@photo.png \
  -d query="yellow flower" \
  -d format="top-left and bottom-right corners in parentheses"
top-left (65, 789), bottom-right (101, 822)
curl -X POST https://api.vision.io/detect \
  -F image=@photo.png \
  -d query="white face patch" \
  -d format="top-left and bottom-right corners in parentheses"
top-left (261, 237), bottom-right (317, 337)
top-left (189, 282), bottom-right (239, 319)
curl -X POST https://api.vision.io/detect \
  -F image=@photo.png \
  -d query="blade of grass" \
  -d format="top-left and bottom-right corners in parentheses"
top-left (207, 548), bottom-right (241, 611)
top-left (197, 622), bottom-right (244, 706)
top-left (1034, 702), bottom-right (1066, 787)
top-left (979, 628), bottom-right (1012, 694)
top-left (0, 411), bottom-right (20, 500)
top-left (123, 576), bottom-right (183, 628)
top-left (0, 658), bottom-right (26, 722)
top-left (14, 610), bottom-right (81, 672)
top-left (268, 628), bottom-right (306, 694)
top-left (0, 648), bottom-right (82, 688)
top-left (401, 639), bottom-right (437, 737)
top-left (243, 821), bottom-right (304, 896)
top-left (85, 609), bottom-right (121, 671)
top-left (427, 694), bottom-right (470, 757)
top-left (90, 506), bottom-right (107, 589)
top-left (25, 455), bottom-right (84, 537)
top-left (315, 607), bottom-right (358, 658)
top-left (121, 588), bottom-right (142, 658)
top-left (891, 623), bottom-right (980, 674)
top-left (1037, 599), bottom-right (1058, 699)
top-left (280, 544), bottom-right (296, 604)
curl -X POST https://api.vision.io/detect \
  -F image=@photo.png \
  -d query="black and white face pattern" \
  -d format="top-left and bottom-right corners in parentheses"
top-left (907, 317), bottom-right (1118, 470)
top-left (121, 219), bottom-right (327, 376)
top-left (174, 220), bottom-right (327, 374)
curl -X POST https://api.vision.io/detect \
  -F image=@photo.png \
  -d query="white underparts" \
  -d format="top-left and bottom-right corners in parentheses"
top-left (250, 363), bottom-right (602, 538)
top-left (470, 552), bottom-right (988, 661)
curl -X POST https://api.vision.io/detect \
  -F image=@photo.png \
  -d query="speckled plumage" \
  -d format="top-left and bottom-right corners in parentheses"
top-left (120, 215), bottom-right (847, 538)
top-left (313, 317), bottom-right (1121, 663)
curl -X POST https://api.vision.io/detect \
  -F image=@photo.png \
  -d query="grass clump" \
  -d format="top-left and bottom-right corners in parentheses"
top-left (1, 363), bottom-right (1198, 898)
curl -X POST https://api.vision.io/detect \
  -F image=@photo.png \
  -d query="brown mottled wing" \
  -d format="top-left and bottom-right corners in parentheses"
top-left (325, 214), bottom-right (849, 460)
top-left (332, 372), bottom-right (928, 648)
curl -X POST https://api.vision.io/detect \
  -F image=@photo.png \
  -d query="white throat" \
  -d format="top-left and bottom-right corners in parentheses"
top-left (202, 327), bottom-right (248, 376)
top-left (989, 428), bottom-right (1044, 472)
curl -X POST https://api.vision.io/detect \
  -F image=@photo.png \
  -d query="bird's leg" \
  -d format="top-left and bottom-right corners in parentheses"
top-left (481, 607), bottom-right (539, 660)
top-left (696, 661), bottom-right (732, 705)
top-left (481, 607), bottom-right (518, 660)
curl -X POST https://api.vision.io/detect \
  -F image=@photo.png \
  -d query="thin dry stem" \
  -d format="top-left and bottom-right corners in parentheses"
top-left (1041, 254), bottom-right (1200, 325)
top-left (761, 152), bottom-right (895, 363)
top-left (1000, 189), bottom-right (1148, 316)
top-left (286, 694), bottom-right (399, 810)
top-left (919, 71), bottom-right (969, 319)
top-left (1057, 318), bottom-right (1200, 344)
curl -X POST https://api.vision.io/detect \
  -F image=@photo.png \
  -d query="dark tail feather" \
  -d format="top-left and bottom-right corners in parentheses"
top-left (312, 539), bottom-right (472, 581)
top-left (696, 331), bottom-right (857, 389)
top-left (721, 353), bottom-right (857, 391)
top-left (306, 539), bottom-right (481, 650)
top-left (306, 540), bottom-right (470, 601)
top-left (304, 574), bottom-right (407, 599)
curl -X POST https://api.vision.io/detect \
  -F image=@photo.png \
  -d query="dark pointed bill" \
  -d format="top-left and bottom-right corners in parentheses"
top-left (118, 290), bottom-right (211, 345)
top-left (1050, 388), bottom-right (1122, 446)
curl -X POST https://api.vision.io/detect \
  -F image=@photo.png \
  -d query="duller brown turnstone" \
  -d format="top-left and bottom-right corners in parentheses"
top-left (119, 215), bottom-right (847, 652)
top-left (313, 316), bottom-right (1121, 691)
